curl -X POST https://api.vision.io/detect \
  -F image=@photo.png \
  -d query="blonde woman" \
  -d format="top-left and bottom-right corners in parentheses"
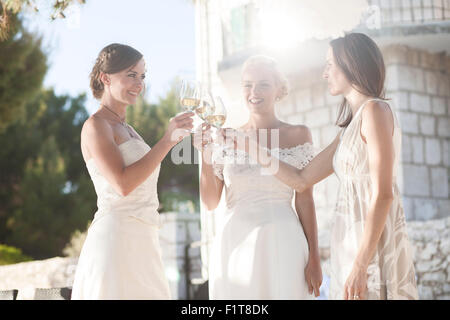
top-left (194, 55), bottom-right (322, 299)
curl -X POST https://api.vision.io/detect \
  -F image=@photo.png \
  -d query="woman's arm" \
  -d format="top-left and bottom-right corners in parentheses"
top-left (225, 129), bottom-right (340, 193)
top-left (82, 112), bottom-right (193, 196)
top-left (194, 124), bottom-right (224, 210)
top-left (199, 148), bottom-right (225, 210)
top-left (295, 183), bottom-right (322, 296)
top-left (343, 101), bottom-right (396, 300)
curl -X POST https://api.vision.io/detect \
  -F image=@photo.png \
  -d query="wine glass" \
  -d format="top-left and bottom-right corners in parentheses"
top-left (179, 79), bottom-right (201, 133)
top-left (205, 96), bottom-right (227, 146)
top-left (206, 96), bottom-right (227, 129)
top-left (196, 90), bottom-right (215, 122)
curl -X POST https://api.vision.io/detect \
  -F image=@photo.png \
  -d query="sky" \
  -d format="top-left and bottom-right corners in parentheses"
top-left (22, 0), bottom-right (196, 115)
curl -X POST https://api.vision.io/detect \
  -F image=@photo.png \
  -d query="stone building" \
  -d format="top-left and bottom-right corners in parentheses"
top-left (194, 0), bottom-right (450, 299)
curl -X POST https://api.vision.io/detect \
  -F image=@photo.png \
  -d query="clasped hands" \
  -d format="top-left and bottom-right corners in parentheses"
top-left (192, 124), bottom-right (254, 153)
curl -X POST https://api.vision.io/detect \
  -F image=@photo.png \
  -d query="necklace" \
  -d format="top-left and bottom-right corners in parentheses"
top-left (101, 104), bottom-right (128, 128)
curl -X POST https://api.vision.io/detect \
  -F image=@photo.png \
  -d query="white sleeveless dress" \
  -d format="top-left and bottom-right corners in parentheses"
top-left (209, 143), bottom-right (316, 299)
top-left (330, 99), bottom-right (418, 300)
top-left (71, 138), bottom-right (171, 300)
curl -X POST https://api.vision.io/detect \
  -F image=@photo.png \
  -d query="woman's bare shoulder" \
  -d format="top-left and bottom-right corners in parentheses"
top-left (82, 114), bottom-right (112, 138)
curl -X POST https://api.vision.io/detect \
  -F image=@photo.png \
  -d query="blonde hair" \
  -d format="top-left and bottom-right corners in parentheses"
top-left (241, 55), bottom-right (289, 100)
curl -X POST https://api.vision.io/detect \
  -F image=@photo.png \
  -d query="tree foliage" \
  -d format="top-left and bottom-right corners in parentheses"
top-left (0, 90), bottom-right (96, 259)
top-left (0, 13), bottom-right (47, 132)
top-left (0, 0), bottom-right (86, 40)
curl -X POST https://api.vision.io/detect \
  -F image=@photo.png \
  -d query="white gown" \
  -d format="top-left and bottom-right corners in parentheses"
top-left (71, 138), bottom-right (171, 300)
top-left (209, 143), bottom-right (316, 299)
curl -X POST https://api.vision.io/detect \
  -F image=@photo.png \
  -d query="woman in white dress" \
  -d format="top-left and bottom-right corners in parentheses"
top-left (72, 43), bottom-right (194, 299)
top-left (224, 33), bottom-right (418, 300)
top-left (194, 55), bottom-right (322, 299)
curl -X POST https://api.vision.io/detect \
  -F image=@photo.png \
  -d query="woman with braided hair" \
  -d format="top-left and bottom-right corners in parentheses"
top-left (71, 43), bottom-right (194, 299)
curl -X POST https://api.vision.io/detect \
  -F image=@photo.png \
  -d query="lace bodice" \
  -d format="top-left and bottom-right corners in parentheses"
top-left (86, 138), bottom-right (161, 226)
top-left (212, 143), bottom-right (315, 209)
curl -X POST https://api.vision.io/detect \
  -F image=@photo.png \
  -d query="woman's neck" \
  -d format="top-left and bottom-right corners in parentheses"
top-left (245, 111), bottom-right (281, 130)
top-left (100, 97), bottom-right (127, 120)
top-left (344, 88), bottom-right (372, 116)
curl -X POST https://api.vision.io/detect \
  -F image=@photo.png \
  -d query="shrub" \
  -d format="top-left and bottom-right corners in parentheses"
top-left (0, 244), bottom-right (33, 265)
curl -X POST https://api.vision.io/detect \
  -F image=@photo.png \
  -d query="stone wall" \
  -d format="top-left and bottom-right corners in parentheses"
top-left (318, 217), bottom-right (450, 300)
top-left (384, 45), bottom-right (450, 221)
top-left (407, 217), bottom-right (450, 299)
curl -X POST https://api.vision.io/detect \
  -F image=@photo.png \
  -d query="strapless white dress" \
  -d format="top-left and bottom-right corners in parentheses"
top-left (208, 143), bottom-right (316, 299)
top-left (71, 138), bottom-right (171, 300)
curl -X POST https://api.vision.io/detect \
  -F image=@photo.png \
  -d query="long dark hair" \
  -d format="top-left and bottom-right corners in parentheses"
top-left (330, 33), bottom-right (387, 127)
top-left (90, 43), bottom-right (143, 100)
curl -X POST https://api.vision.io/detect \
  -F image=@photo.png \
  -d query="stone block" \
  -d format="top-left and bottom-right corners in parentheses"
top-left (438, 200), bottom-right (450, 219)
top-left (401, 196), bottom-right (415, 220)
top-left (411, 136), bottom-right (424, 164)
top-left (416, 258), bottom-right (441, 273)
top-left (439, 237), bottom-right (450, 256)
top-left (296, 89), bottom-right (312, 112)
top-left (389, 91), bottom-right (409, 111)
top-left (419, 115), bottom-right (435, 136)
top-left (418, 285), bottom-right (434, 300)
top-left (421, 271), bottom-right (446, 283)
top-left (287, 113), bottom-right (304, 126)
top-left (398, 111), bottom-right (419, 134)
top-left (385, 65), bottom-right (399, 91)
top-left (443, 139), bottom-right (449, 167)
top-left (437, 117), bottom-right (449, 138)
top-left (425, 138), bottom-right (441, 165)
top-left (187, 221), bottom-right (201, 242)
top-left (425, 71), bottom-right (439, 95)
top-left (277, 99), bottom-right (294, 116)
top-left (437, 75), bottom-right (450, 97)
top-left (310, 128), bottom-right (321, 148)
top-left (321, 125), bottom-right (339, 146)
top-left (419, 242), bottom-right (438, 260)
top-left (431, 97), bottom-right (446, 115)
top-left (398, 66), bottom-right (425, 92)
top-left (403, 164), bottom-right (430, 196)
top-left (400, 135), bottom-right (412, 163)
top-left (414, 198), bottom-right (438, 220)
top-left (410, 93), bottom-right (431, 113)
top-left (311, 85), bottom-right (325, 107)
top-left (324, 92), bottom-right (341, 106)
top-left (175, 222), bottom-right (187, 244)
top-left (305, 108), bottom-right (330, 128)
top-left (431, 167), bottom-right (449, 198)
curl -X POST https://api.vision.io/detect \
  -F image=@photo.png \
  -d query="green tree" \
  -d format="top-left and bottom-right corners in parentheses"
top-left (1, 0), bottom-right (86, 40)
top-left (0, 13), bottom-right (47, 132)
top-left (0, 89), bottom-right (96, 259)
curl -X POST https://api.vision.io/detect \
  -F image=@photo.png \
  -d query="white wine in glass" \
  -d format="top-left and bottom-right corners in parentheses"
top-left (180, 97), bottom-right (201, 112)
top-left (179, 79), bottom-right (201, 133)
top-left (205, 114), bottom-right (226, 128)
top-left (196, 91), bottom-right (215, 121)
top-left (206, 96), bottom-right (227, 128)
top-left (179, 79), bottom-right (201, 112)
